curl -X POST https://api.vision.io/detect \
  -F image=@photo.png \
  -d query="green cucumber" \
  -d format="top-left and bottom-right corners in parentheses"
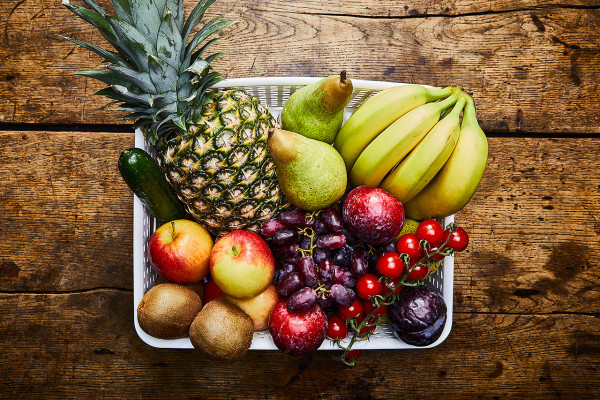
top-left (118, 147), bottom-right (187, 222)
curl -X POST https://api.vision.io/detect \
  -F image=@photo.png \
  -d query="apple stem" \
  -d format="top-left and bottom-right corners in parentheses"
top-left (231, 245), bottom-right (241, 257)
top-left (170, 221), bottom-right (177, 241)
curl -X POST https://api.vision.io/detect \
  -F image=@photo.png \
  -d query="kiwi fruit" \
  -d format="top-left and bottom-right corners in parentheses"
top-left (137, 283), bottom-right (202, 339)
top-left (189, 299), bottom-right (254, 362)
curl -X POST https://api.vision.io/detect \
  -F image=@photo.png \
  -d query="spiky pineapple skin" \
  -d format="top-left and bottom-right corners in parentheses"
top-left (155, 89), bottom-right (287, 236)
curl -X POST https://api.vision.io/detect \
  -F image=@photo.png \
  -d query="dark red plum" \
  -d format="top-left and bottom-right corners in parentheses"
top-left (342, 186), bottom-right (405, 244)
top-left (269, 301), bottom-right (328, 356)
top-left (388, 285), bottom-right (447, 346)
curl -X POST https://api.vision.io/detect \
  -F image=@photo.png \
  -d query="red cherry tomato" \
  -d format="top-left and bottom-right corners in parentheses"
top-left (407, 263), bottom-right (429, 280)
top-left (342, 349), bottom-right (363, 361)
top-left (382, 277), bottom-right (403, 295)
top-left (357, 315), bottom-right (377, 335)
top-left (356, 273), bottom-right (383, 300)
top-left (362, 299), bottom-right (388, 317)
top-left (376, 251), bottom-right (405, 279)
top-left (427, 245), bottom-right (446, 261)
top-left (396, 233), bottom-right (423, 261)
top-left (327, 315), bottom-right (349, 339)
top-left (417, 219), bottom-right (444, 246)
top-left (443, 226), bottom-right (469, 252)
top-left (338, 298), bottom-right (363, 320)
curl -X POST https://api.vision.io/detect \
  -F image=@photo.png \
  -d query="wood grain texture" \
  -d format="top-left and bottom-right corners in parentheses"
top-left (454, 136), bottom-right (600, 314)
top-left (0, 131), bottom-right (134, 291)
top-left (0, 290), bottom-right (598, 399)
top-left (243, 0), bottom-right (600, 16)
top-left (1, 1), bottom-right (599, 133)
top-left (1, 131), bottom-right (599, 313)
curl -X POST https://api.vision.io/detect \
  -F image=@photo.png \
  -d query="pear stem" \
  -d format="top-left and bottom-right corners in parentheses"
top-left (340, 70), bottom-right (347, 84)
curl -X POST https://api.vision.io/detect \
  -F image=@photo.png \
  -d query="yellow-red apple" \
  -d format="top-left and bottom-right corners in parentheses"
top-left (209, 230), bottom-right (275, 299)
top-left (148, 219), bottom-right (213, 284)
top-left (226, 284), bottom-right (281, 331)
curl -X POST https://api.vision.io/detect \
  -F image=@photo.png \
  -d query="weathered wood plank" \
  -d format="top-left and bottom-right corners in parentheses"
top-left (1, 2), bottom-right (599, 133)
top-left (0, 131), bottom-right (134, 291)
top-left (0, 290), bottom-right (598, 399)
top-left (1, 131), bottom-right (599, 316)
top-left (455, 136), bottom-right (600, 314)
top-left (243, 1), bottom-right (599, 16)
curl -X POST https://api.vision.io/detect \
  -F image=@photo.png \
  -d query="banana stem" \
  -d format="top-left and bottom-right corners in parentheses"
top-left (461, 96), bottom-right (480, 129)
top-left (447, 96), bottom-right (467, 118)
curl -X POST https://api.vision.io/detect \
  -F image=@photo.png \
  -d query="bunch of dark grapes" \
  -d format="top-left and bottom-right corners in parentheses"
top-left (261, 206), bottom-right (399, 315)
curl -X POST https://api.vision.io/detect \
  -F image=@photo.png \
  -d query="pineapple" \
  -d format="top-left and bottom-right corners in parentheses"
top-left (62, 0), bottom-right (287, 236)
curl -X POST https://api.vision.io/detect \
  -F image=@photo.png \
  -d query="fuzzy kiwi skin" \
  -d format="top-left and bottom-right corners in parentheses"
top-left (189, 299), bottom-right (254, 362)
top-left (137, 283), bottom-right (202, 339)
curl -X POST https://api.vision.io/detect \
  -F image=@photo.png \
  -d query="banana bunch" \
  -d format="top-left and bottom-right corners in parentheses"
top-left (334, 85), bottom-right (488, 220)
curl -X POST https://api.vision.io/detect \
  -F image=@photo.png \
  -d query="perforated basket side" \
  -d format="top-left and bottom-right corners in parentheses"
top-left (132, 78), bottom-right (453, 350)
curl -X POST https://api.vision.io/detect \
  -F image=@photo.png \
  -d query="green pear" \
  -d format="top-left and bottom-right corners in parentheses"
top-left (268, 128), bottom-right (347, 211)
top-left (281, 71), bottom-right (353, 144)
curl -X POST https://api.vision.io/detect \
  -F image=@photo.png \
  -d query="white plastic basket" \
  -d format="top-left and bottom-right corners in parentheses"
top-left (133, 77), bottom-right (454, 350)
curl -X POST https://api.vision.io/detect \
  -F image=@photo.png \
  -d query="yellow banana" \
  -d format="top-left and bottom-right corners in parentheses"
top-left (404, 94), bottom-right (488, 219)
top-left (349, 93), bottom-right (458, 188)
top-left (380, 96), bottom-right (466, 204)
top-left (334, 85), bottom-right (453, 171)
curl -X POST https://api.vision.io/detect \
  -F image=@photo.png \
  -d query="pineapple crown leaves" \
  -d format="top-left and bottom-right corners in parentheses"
top-left (61, 0), bottom-right (237, 140)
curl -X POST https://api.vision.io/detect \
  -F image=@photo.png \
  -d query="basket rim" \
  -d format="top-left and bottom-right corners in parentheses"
top-left (213, 76), bottom-right (434, 90)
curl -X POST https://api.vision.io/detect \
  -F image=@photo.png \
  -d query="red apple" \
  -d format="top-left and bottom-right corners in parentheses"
top-left (148, 219), bottom-right (213, 284)
top-left (202, 277), bottom-right (225, 304)
top-left (210, 230), bottom-right (275, 299)
top-left (269, 301), bottom-right (328, 356)
top-left (226, 284), bottom-right (281, 331)
top-left (343, 186), bottom-right (405, 244)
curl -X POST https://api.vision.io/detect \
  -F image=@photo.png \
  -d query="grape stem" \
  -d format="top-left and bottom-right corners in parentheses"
top-left (298, 210), bottom-right (341, 300)
top-left (333, 223), bottom-right (458, 367)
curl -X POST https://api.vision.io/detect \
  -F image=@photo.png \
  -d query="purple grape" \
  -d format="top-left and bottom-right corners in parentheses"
top-left (332, 244), bottom-right (353, 267)
top-left (280, 209), bottom-right (307, 227)
top-left (350, 248), bottom-right (369, 277)
top-left (313, 219), bottom-right (328, 234)
top-left (287, 287), bottom-right (318, 314)
top-left (330, 284), bottom-right (356, 306)
top-left (368, 252), bottom-right (380, 273)
top-left (313, 248), bottom-right (329, 265)
top-left (316, 234), bottom-right (346, 250)
top-left (277, 263), bottom-right (296, 285)
top-left (298, 257), bottom-right (318, 287)
top-left (318, 259), bottom-right (335, 283)
top-left (278, 272), bottom-right (304, 297)
top-left (299, 234), bottom-right (312, 250)
top-left (341, 227), bottom-right (358, 245)
top-left (321, 208), bottom-right (344, 233)
top-left (282, 254), bottom-right (302, 265)
top-left (261, 218), bottom-right (287, 237)
top-left (273, 228), bottom-right (299, 245)
top-left (333, 266), bottom-right (356, 287)
top-left (381, 240), bottom-right (398, 253)
top-left (317, 295), bottom-right (333, 309)
top-left (273, 243), bottom-right (298, 260)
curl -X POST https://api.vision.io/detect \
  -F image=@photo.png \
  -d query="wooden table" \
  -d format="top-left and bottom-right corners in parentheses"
top-left (1, 1), bottom-right (599, 398)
